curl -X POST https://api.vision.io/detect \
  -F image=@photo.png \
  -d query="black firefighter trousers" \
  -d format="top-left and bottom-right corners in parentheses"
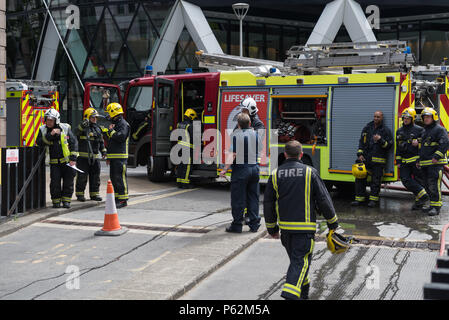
top-left (354, 163), bottom-right (384, 203)
top-left (50, 162), bottom-right (75, 204)
top-left (280, 232), bottom-right (314, 300)
top-left (421, 164), bottom-right (443, 210)
top-left (399, 162), bottom-right (428, 203)
top-left (110, 158), bottom-right (129, 202)
top-left (75, 157), bottom-right (101, 199)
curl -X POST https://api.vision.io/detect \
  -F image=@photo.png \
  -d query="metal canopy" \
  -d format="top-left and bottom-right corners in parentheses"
top-left (147, 0), bottom-right (224, 75)
top-left (306, 0), bottom-right (377, 45)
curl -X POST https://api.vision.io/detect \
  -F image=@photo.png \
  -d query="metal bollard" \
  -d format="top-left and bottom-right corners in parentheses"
top-left (424, 283), bottom-right (449, 300)
top-left (431, 269), bottom-right (449, 284)
top-left (437, 256), bottom-right (449, 269)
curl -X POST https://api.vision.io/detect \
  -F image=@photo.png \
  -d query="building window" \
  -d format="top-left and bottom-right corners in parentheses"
top-left (421, 19), bottom-right (449, 65)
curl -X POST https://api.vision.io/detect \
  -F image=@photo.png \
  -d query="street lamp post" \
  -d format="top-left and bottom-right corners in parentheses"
top-left (232, 3), bottom-right (249, 57)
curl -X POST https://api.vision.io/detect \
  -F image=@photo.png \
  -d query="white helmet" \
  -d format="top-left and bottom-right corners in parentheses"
top-left (44, 108), bottom-right (60, 125)
top-left (240, 97), bottom-right (258, 116)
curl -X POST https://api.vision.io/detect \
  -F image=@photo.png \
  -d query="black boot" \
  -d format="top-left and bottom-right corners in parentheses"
top-left (62, 202), bottom-right (71, 209)
top-left (52, 202), bottom-right (61, 209)
top-left (116, 200), bottom-right (128, 209)
top-left (367, 200), bottom-right (378, 208)
top-left (412, 195), bottom-right (429, 210)
top-left (428, 207), bottom-right (440, 216)
top-left (300, 283), bottom-right (310, 300)
top-left (90, 196), bottom-right (102, 201)
top-left (77, 195), bottom-right (86, 202)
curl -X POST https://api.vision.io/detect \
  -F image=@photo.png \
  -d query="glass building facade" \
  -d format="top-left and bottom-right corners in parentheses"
top-left (6, 0), bottom-right (449, 126)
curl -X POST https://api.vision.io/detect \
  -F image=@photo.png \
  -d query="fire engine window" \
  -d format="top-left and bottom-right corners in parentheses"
top-left (179, 80), bottom-right (205, 122)
top-left (272, 97), bottom-right (327, 145)
top-left (127, 86), bottom-right (153, 111)
top-left (157, 85), bottom-right (172, 108)
top-left (89, 86), bottom-right (121, 113)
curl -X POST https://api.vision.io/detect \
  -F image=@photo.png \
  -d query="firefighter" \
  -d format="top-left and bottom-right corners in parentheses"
top-left (233, 97), bottom-right (265, 224)
top-left (351, 111), bottom-right (393, 208)
top-left (237, 97), bottom-right (265, 131)
top-left (176, 108), bottom-right (198, 189)
top-left (36, 108), bottom-right (78, 208)
top-left (75, 108), bottom-right (107, 202)
top-left (220, 113), bottom-right (261, 233)
top-left (131, 112), bottom-right (151, 141)
top-left (395, 108), bottom-right (429, 210)
top-left (264, 140), bottom-right (339, 300)
top-left (105, 103), bottom-right (130, 208)
top-left (418, 107), bottom-right (449, 216)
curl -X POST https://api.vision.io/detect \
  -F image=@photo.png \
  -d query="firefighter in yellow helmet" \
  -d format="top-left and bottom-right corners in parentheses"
top-left (175, 108), bottom-right (198, 188)
top-left (104, 103), bottom-right (130, 208)
top-left (395, 108), bottom-right (428, 211)
top-left (418, 107), bottom-right (449, 216)
top-left (35, 108), bottom-right (79, 208)
top-left (75, 108), bottom-right (107, 202)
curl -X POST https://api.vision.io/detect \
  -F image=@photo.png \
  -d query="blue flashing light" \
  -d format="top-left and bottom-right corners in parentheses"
top-left (144, 65), bottom-right (153, 76)
top-left (185, 68), bottom-right (193, 73)
top-left (269, 67), bottom-right (277, 73)
top-left (403, 46), bottom-right (411, 54)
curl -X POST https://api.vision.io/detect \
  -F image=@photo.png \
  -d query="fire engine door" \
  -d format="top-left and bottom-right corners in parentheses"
top-left (152, 78), bottom-right (174, 157)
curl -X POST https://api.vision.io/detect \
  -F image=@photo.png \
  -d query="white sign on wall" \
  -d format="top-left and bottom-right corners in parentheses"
top-left (6, 149), bottom-right (19, 164)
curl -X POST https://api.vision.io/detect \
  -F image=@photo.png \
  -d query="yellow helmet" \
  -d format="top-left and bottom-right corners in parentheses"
top-left (401, 108), bottom-right (416, 121)
top-left (352, 163), bottom-right (367, 179)
top-left (326, 229), bottom-right (352, 254)
top-left (106, 103), bottom-right (124, 119)
top-left (83, 107), bottom-right (99, 121)
top-left (421, 107), bottom-right (439, 121)
top-left (184, 108), bottom-right (198, 121)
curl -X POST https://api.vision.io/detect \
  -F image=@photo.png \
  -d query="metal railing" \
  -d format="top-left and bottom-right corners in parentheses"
top-left (0, 147), bottom-right (46, 220)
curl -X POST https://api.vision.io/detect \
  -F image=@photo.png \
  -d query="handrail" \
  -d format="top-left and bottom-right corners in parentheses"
top-left (7, 149), bottom-right (46, 217)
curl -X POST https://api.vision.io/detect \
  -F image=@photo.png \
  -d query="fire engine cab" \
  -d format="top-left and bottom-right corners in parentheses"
top-left (82, 40), bottom-right (449, 191)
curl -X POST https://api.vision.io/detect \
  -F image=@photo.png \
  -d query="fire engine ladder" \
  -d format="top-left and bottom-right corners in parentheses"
top-left (195, 50), bottom-right (286, 75)
top-left (196, 40), bottom-right (416, 75)
top-left (284, 40), bottom-right (416, 73)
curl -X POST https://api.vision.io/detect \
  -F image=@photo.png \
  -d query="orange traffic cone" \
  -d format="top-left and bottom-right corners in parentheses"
top-left (95, 180), bottom-right (128, 236)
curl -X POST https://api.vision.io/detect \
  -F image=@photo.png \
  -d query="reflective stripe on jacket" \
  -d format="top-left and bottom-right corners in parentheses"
top-left (36, 123), bottom-right (78, 163)
top-left (357, 121), bottom-right (393, 165)
top-left (106, 116), bottom-right (130, 159)
top-left (263, 158), bottom-right (338, 234)
top-left (419, 122), bottom-right (449, 166)
top-left (395, 123), bottom-right (424, 164)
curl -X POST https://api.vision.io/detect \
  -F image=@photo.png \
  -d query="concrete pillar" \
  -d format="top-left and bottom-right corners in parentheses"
top-left (0, 0), bottom-right (5, 147)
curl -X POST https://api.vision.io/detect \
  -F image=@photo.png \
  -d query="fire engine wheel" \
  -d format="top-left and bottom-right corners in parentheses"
top-left (334, 181), bottom-right (354, 197)
top-left (148, 156), bottom-right (166, 182)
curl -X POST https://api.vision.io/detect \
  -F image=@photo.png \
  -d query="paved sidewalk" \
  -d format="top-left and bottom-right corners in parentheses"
top-left (0, 165), bottom-right (173, 238)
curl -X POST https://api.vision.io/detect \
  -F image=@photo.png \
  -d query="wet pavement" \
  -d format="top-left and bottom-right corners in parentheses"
top-left (182, 238), bottom-right (438, 300)
top-left (1, 166), bottom-right (448, 300)
top-left (323, 188), bottom-right (448, 243)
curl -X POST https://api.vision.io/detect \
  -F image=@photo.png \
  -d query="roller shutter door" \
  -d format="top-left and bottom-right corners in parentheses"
top-left (330, 85), bottom-right (396, 174)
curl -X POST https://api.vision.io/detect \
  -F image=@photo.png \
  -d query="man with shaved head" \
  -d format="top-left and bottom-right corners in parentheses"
top-left (351, 110), bottom-right (393, 208)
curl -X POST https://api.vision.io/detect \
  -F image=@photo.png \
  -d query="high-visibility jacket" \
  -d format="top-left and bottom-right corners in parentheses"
top-left (36, 123), bottom-right (78, 164)
top-left (357, 121), bottom-right (393, 165)
top-left (264, 158), bottom-right (338, 235)
top-left (105, 116), bottom-right (130, 159)
top-left (419, 121), bottom-right (449, 166)
top-left (76, 122), bottom-right (106, 159)
top-left (395, 123), bottom-right (424, 164)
